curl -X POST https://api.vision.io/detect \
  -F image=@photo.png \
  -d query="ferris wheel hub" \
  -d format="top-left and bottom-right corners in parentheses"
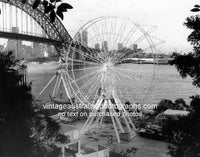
top-left (103, 61), bottom-right (113, 71)
top-left (66, 16), bottom-right (162, 143)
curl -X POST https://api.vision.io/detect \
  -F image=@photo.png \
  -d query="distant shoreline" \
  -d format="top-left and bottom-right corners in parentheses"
top-left (27, 58), bottom-right (171, 65)
top-left (119, 58), bottom-right (171, 65)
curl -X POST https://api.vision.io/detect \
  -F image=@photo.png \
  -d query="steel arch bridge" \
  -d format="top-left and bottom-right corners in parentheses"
top-left (0, 0), bottom-right (72, 48)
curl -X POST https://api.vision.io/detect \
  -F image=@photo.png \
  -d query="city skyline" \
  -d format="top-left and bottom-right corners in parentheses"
top-left (0, 0), bottom-right (197, 54)
top-left (64, 0), bottom-right (197, 53)
top-left (2, 27), bottom-right (167, 58)
top-left (1, 1), bottom-right (199, 157)
top-left (5, 26), bottom-right (56, 59)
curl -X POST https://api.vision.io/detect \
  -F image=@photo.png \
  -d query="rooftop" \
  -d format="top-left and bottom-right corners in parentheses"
top-left (163, 109), bottom-right (189, 116)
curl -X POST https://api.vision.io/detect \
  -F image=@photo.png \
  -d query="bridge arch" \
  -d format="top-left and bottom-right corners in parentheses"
top-left (0, 0), bottom-right (72, 47)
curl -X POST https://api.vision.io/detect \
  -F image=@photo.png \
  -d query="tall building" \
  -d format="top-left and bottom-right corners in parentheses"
top-left (31, 43), bottom-right (43, 58)
top-left (81, 30), bottom-right (88, 47)
top-left (117, 43), bottom-right (123, 51)
top-left (33, 42), bottom-right (40, 49)
top-left (102, 41), bottom-right (108, 52)
top-left (47, 45), bottom-right (57, 57)
top-left (74, 32), bottom-right (82, 43)
top-left (7, 27), bottom-right (22, 59)
top-left (130, 44), bottom-right (138, 52)
top-left (22, 45), bottom-right (32, 59)
top-left (95, 43), bottom-right (100, 50)
top-left (73, 32), bottom-right (83, 60)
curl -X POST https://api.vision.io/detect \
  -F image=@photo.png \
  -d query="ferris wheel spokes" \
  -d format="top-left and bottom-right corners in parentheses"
top-left (71, 70), bottom-right (102, 97)
top-left (70, 46), bottom-right (103, 64)
top-left (66, 17), bottom-right (163, 143)
top-left (70, 68), bottom-right (101, 84)
top-left (67, 58), bottom-right (99, 66)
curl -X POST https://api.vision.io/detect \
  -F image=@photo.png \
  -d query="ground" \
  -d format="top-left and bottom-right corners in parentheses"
top-left (59, 119), bottom-right (168, 157)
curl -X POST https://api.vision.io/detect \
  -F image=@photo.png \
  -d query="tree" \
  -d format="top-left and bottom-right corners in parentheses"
top-left (0, 50), bottom-right (34, 157)
top-left (162, 96), bottom-right (200, 157)
top-left (165, 4), bottom-right (200, 157)
top-left (170, 52), bottom-right (181, 58)
top-left (0, 0), bottom-right (73, 23)
top-left (154, 99), bottom-right (174, 115)
top-left (0, 51), bottom-right (67, 157)
top-left (31, 116), bottom-right (69, 157)
top-left (174, 98), bottom-right (188, 110)
top-left (170, 8), bottom-right (200, 87)
top-left (154, 98), bottom-right (189, 116)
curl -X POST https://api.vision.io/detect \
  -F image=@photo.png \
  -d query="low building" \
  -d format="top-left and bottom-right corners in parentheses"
top-left (50, 115), bottom-right (109, 157)
top-left (155, 109), bottom-right (189, 124)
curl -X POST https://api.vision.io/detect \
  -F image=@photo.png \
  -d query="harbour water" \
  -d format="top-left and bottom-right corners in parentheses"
top-left (27, 62), bottom-right (200, 105)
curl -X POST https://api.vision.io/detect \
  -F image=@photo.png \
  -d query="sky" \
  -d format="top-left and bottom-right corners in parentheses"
top-left (62, 0), bottom-right (199, 53)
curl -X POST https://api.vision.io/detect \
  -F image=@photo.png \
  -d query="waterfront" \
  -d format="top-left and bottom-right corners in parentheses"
top-left (27, 62), bottom-right (200, 105)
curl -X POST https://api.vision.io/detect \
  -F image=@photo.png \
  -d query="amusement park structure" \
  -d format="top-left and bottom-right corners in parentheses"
top-left (38, 17), bottom-right (165, 143)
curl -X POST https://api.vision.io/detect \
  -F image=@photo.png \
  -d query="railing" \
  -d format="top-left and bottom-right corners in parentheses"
top-left (18, 64), bottom-right (27, 85)
top-left (82, 145), bottom-right (109, 157)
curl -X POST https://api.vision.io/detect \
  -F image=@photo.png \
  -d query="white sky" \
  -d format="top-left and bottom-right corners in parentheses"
top-left (63, 0), bottom-right (198, 53)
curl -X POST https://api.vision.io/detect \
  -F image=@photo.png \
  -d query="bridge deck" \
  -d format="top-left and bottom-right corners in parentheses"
top-left (0, 31), bottom-right (63, 46)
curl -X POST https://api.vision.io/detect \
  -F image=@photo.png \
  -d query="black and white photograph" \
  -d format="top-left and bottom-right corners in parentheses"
top-left (0, 0), bottom-right (200, 157)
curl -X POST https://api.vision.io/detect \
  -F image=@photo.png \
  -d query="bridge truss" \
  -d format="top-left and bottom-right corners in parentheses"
top-left (0, 0), bottom-right (72, 47)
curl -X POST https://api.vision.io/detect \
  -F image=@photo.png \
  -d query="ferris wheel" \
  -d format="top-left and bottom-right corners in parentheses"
top-left (38, 16), bottom-right (164, 143)
top-left (66, 17), bottom-right (164, 106)
top-left (63, 17), bottom-right (164, 143)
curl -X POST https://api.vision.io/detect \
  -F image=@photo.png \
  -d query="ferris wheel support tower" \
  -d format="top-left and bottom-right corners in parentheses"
top-left (81, 57), bottom-right (137, 143)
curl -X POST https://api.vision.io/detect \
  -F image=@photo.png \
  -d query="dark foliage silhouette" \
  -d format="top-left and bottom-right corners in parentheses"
top-left (162, 96), bottom-right (200, 157)
top-left (32, 0), bottom-right (73, 22)
top-left (170, 11), bottom-right (200, 87)
top-left (0, 51), bottom-right (68, 157)
top-left (0, 0), bottom-right (73, 23)
top-left (0, 50), bottom-right (34, 157)
top-left (154, 99), bottom-right (188, 115)
top-left (166, 5), bottom-right (200, 157)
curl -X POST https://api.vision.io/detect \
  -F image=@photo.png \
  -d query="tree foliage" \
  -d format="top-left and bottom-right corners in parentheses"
top-left (0, 51), bottom-right (67, 157)
top-left (154, 99), bottom-right (174, 114)
top-left (34, 0), bottom-right (73, 22)
top-left (170, 6), bottom-right (200, 87)
top-left (191, 5), bottom-right (200, 12)
top-left (162, 96), bottom-right (200, 157)
top-left (32, 0), bottom-right (73, 22)
top-left (154, 99), bottom-right (188, 115)
top-left (0, 51), bottom-right (34, 157)
top-left (0, 0), bottom-right (73, 23)
top-left (166, 4), bottom-right (200, 157)
top-left (31, 116), bottom-right (69, 157)
top-left (0, 51), bottom-right (33, 122)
